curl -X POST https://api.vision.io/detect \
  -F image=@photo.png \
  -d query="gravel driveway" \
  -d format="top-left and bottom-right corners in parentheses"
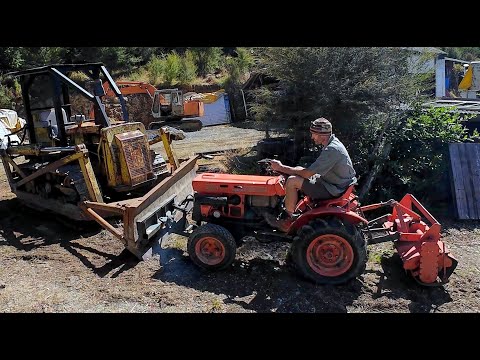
top-left (153, 124), bottom-right (269, 159)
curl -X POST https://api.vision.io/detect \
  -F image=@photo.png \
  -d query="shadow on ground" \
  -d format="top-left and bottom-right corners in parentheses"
top-left (0, 199), bottom-right (101, 250)
top-left (0, 198), bottom-right (139, 277)
top-left (365, 254), bottom-right (453, 312)
top-left (153, 241), bottom-right (454, 313)
top-left (152, 243), bottom-right (365, 313)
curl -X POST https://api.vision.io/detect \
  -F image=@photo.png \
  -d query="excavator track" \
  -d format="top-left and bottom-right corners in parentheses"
top-left (149, 119), bottom-right (203, 132)
top-left (59, 164), bottom-right (90, 201)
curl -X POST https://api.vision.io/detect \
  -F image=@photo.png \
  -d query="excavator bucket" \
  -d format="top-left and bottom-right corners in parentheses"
top-left (361, 194), bottom-right (457, 285)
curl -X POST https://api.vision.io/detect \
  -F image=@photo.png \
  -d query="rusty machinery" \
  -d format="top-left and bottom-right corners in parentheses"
top-left (97, 80), bottom-right (204, 132)
top-left (0, 63), bottom-right (198, 259)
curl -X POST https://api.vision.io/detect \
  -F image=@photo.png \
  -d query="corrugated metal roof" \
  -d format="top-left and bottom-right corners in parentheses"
top-left (422, 99), bottom-right (480, 114)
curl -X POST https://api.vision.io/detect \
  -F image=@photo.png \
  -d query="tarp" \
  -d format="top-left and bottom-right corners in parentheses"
top-left (0, 109), bottom-right (26, 131)
top-left (459, 66), bottom-right (473, 90)
top-left (200, 92), bottom-right (231, 126)
top-left (184, 91), bottom-right (231, 127)
top-left (0, 121), bottom-right (21, 150)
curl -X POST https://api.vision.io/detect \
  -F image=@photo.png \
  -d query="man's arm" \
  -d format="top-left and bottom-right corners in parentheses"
top-left (269, 160), bottom-right (316, 179)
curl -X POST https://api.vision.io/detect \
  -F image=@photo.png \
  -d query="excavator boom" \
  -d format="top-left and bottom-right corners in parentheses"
top-left (103, 81), bottom-right (157, 99)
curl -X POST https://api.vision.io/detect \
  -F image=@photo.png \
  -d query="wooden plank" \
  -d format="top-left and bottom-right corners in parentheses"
top-left (458, 144), bottom-right (476, 219)
top-left (448, 145), bottom-right (459, 219)
top-left (470, 145), bottom-right (480, 218)
top-left (449, 144), bottom-right (460, 218)
top-left (449, 143), bottom-right (480, 220)
top-left (455, 144), bottom-right (468, 219)
top-left (463, 144), bottom-right (477, 218)
top-left (449, 144), bottom-right (464, 218)
top-left (449, 144), bottom-right (468, 219)
top-left (466, 144), bottom-right (480, 218)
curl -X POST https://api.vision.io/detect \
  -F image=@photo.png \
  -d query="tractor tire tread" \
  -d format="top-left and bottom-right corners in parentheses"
top-left (187, 223), bottom-right (237, 271)
top-left (290, 216), bottom-right (367, 285)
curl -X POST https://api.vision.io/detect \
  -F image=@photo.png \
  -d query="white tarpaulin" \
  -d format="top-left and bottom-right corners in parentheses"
top-left (0, 109), bottom-right (25, 150)
top-left (0, 121), bottom-right (21, 150)
top-left (0, 109), bottom-right (25, 131)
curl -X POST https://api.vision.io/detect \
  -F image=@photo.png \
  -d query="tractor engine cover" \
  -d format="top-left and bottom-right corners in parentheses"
top-left (192, 173), bottom-right (286, 197)
top-left (192, 173), bottom-right (286, 220)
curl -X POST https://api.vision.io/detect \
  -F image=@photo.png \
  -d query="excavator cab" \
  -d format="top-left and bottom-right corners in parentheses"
top-left (152, 89), bottom-right (184, 118)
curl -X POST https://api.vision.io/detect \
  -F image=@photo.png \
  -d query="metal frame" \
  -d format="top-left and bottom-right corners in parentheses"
top-left (9, 63), bottom-right (129, 143)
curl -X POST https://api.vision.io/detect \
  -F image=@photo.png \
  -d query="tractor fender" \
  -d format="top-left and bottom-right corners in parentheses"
top-left (289, 207), bottom-right (368, 233)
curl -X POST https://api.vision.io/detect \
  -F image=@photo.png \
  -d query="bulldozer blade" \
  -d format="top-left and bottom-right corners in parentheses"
top-left (84, 156), bottom-right (199, 261)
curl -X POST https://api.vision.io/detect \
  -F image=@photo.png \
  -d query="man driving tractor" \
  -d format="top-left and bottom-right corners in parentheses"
top-left (265, 117), bottom-right (357, 232)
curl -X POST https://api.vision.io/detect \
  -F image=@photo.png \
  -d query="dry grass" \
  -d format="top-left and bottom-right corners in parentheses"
top-left (220, 148), bottom-right (258, 174)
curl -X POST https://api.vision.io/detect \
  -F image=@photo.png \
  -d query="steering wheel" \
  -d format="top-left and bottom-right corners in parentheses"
top-left (258, 158), bottom-right (286, 176)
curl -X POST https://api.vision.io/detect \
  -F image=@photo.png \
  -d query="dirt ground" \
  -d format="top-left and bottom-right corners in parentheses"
top-left (1, 124), bottom-right (479, 313)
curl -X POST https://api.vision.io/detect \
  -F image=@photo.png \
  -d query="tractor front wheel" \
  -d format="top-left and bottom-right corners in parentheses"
top-left (290, 217), bottom-right (367, 285)
top-left (187, 224), bottom-right (237, 271)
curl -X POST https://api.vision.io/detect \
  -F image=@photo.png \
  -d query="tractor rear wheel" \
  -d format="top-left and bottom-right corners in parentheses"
top-left (187, 224), bottom-right (237, 270)
top-left (290, 217), bottom-right (367, 285)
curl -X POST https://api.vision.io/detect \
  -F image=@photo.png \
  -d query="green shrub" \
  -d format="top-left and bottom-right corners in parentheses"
top-left (147, 56), bottom-right (164, 84)
top-left (178, 50), bottom-right (197, 85)
top-left (0, 77), bottom-right (16, 108)
top-left (164, 52), bottom-right (182, 85)
top-left (368, 106), bottom-right (475, 206)
top-left (0, 85), bottom-right (13, 108)
top-left (191, 48), bottom-right (223, 77)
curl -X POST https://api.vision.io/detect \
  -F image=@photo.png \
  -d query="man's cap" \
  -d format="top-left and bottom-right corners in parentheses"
top-left (310, 118), bottom-right (332, 134)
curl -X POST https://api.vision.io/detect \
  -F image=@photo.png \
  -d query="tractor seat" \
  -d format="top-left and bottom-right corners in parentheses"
top-left (308, 184), bottom-right (357, 208)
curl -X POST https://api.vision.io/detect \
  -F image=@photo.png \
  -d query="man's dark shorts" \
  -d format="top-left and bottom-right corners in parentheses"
top-left (301, 178), bottom-right (333, 200)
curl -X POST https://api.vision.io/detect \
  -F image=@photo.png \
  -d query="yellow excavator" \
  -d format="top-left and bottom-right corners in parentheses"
top-left (0, 63), bottom-right (198, 259)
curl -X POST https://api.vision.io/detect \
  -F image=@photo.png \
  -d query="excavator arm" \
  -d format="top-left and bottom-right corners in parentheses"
top-left (102, 81), bottom-right (158, 99)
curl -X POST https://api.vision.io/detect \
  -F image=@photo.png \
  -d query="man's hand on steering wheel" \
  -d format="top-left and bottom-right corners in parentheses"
top-left (268, 159), bottom-right (284, 173)
top-left (258, 158), bottom-right (287, 177)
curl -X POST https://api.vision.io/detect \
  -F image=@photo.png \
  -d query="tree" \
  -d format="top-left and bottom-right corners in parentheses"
top-left (250, 47), bottom-right (431, 201)
top-left (190, 47), bottom-right (224, 77)
top-left (441, 47), bottom-right (480, 61)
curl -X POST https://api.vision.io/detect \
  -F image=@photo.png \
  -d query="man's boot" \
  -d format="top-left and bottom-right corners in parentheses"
top-left (263, 212), bottom-right (294, 233)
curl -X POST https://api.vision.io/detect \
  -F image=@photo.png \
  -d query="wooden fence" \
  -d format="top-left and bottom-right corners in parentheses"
top-left (449, 143), bottom-right (480, 219)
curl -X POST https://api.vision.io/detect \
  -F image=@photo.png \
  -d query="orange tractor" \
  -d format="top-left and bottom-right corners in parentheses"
top-left (93, 81), bottom-right (204, 132)
top-left (186, 161), bottom-right (457, 286)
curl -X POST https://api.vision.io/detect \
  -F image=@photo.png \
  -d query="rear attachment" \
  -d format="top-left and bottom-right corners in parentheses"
top-left (361, 194), bottom-right (457, 285)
